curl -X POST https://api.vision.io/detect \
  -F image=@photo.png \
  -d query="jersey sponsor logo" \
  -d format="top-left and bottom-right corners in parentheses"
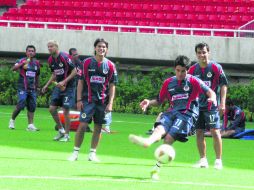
top-left (194, 75), bottom-right (200, 77)
top-left (26, 71), bottom-right (36, 77)
top-left (90, 76), bottom-right (105, 83)
top-left (168, 88), bottom-right (175, 92)
top-left (54, 68), bottom-right (65, 75)
top-left (203, 81), bottom-right (211, 87)
top-left (88, 69), bottom-right (96, 72)
top-left (171, 93), bottom-right (189, 101)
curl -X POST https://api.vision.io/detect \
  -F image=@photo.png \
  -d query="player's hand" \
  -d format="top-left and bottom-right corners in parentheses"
top-left (219, 103), bottom-right (226, 115)
top-left (57, 80), bottom-right (66, 88)
top-left (105, 102), bottom-right (113, 113)
top-left (207, 97), bottom-right (217, 107)
top-left (140, 99), bottom-right (150, 112)
top-left (41, 85), bottom-right (48, 94)
top-left (77, 101), bottom-right (83, 111)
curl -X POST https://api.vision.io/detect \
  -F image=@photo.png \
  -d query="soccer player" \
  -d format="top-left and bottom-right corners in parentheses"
top-left (8, 45), bottom-right (40, 131)
top-left (129, 55), bottom-right (217, 180)
top-left (42, 40), bottom-right (77, 142)
top-left (188, 42), bottom-right (228, 170)
top-left (221, 99), bottom-right (246, 137)
top-left (68, 38), bottom-right (118, 162)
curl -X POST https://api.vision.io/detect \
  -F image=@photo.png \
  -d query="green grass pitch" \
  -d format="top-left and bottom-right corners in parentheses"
top-left (0, 105), bottom-right (253, 190)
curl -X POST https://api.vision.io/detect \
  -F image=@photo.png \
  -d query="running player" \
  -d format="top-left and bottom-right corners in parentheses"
top-left (9, 45), bottom-right (40, 131)
top-left (42, 40), bottom-right (77, 142)
top-left (188, 42), bottom-right (228, 170)
top-left (68, 38), bottom-right (118, 162)
top-left (129, 55), bottom-right (217, 180)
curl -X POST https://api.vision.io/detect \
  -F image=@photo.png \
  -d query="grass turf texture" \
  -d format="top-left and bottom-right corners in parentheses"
top-left (0, 105), bottom-right (253, 190)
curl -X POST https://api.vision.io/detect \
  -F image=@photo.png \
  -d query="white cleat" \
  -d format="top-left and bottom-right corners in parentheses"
top-left (88, 152), bottom-right (100, 163)
top-left (68, 153), bottom-right (78, 161)
top-left (193, 158), bottom-right (209, 168)
top-left (128, 134), bottom-right (149, 148)
top-left (59, 135), bottom-right (70, 142)
top-left (214, 159), bottom-right (223, 170)
top-left (150, 170), bottom-right (160, 181)
top-left (53, 131), bottom-right (65, 141)
top-left (9, 119), bottom-right (15, 130)
top-left (26, 124), bottom-right (39, 131)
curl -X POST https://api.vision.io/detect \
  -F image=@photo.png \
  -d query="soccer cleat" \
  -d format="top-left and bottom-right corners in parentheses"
top-left (53, 131), bottom-right (65, 141)
top-left (26, 124), bottom-right (39, 131)
top-left (214, 159), bottom-right (223, 170)
top-left (9, 119), bottom-right (15, 130)
top-left (101, 127), bottom-right (110, 133)
top-left (88, 152), bottom-right (100, 162)
top-left (193, 158), bottom-right (209, 168)
top-left (128, 134), bottom-right (149, 148)
top-left (59, 135), bottom-right (70, 142)
top-left (68, 153), bottom-right (78, 161)
top-left (150, 166), bottom-right (160, 181)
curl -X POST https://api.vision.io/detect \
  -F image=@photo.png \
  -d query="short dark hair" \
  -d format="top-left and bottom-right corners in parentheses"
top-left (94, 38), bottom-right (108, 55)
top-left (69, 48), bottom-right (77, 55)
top-left (174, 55), bottom-right (191, 70)
top-left (195, 42), bottom-right (210, 53)
top-left (26, 45), bottom-right (36, 52)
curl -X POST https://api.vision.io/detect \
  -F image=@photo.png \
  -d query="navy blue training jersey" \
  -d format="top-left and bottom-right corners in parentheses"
top-left (158, 74), bottom-right (209, 119)
top-left (16, 57), bottom-right (40, 90)
top-left (79, 57), bottom-right (118, 104)
top-left (188, 61), bottom-right (228, 111)
top-left (48, 52), bottom-right (75, 88)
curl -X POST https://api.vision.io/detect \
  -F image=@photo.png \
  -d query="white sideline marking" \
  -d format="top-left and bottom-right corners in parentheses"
top-left (0, 112), bottom-right (153, 125)
top-left (0, 175), bottom-right (253, 189)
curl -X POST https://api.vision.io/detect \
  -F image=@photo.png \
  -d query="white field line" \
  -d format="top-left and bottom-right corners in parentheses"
top-left (0, 175), bottom-right (253, 189)
top-left (0, 112), bottom-right (153, 125)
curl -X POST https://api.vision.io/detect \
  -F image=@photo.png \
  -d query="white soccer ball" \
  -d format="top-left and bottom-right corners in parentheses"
top-left (154, 144), bottom-right (175, 164)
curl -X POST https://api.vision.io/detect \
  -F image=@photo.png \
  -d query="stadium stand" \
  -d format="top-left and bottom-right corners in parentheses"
top-left (0, 0), bottom-right (16, 7)
top-left (0, 0), bottom-right (254, 36)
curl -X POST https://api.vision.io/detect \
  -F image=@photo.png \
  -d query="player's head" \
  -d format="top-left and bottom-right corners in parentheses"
top-left (94, 38), bottom-right (108, 57)
top-left (195, 42), bottom-right (210, 65)
top-left (47, 40), bottom-right (59, 55)
top-left (69, 48), bottom-right (79, 59)
top-left (26, 45), bottom-right (36, 58)
top-left (174, 55), bottom-right (190, 80)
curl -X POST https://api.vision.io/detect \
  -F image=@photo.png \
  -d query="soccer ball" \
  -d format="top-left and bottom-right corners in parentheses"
top-left (154, 144), bottom-right (175, 164)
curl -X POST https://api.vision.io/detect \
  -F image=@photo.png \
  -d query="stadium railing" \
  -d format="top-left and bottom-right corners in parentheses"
top-left (1, 20), bottom-right (254, 38)
top-left (238, 19), bottom-right (254, 38)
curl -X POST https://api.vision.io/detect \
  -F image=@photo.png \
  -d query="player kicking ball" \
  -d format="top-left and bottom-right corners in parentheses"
top-left (129, 55), bottom-right (217, 180)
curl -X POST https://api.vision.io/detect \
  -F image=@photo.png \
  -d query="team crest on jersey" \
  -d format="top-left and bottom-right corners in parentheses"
top-left (183, 85), bottom-right (190, 91)
top-left (81, 113), bottom-right (86, 119)
top-left (59, 63), bottom-right (63, 67)
top-left (207, 72), bottom-right (212, 78)
top-left (103, 68), bottom-right (108, 74)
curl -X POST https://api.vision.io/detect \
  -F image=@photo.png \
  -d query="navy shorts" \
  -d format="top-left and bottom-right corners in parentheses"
top-left (50, 87), bottom-right (74, 109)
top-left (195, 110), bottom-right (220, 130)
top-left (17, 89), bottom-right (37, 112)
top-left (79, 101), bottom-right (106, 125)
top-left (158, 111), bottom-right (194, 142)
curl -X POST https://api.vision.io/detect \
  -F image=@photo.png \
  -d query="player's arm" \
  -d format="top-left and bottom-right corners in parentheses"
top-left (219, 85), bottom-right (227, 114)
top-left (76, 79), bottom-right (84, 111)
top-left (58, 68), bottom-right (77, 87)
top-left (12, 59), bottom-right (28, 71)
top-left (206, 88), bottom-right (217, 106)
top-left (42, 73), bottom-right (56, 93)
top-left (140, 99), bottom-right (159, 112)
top-left (105, 83), bottom-right (115, 112)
